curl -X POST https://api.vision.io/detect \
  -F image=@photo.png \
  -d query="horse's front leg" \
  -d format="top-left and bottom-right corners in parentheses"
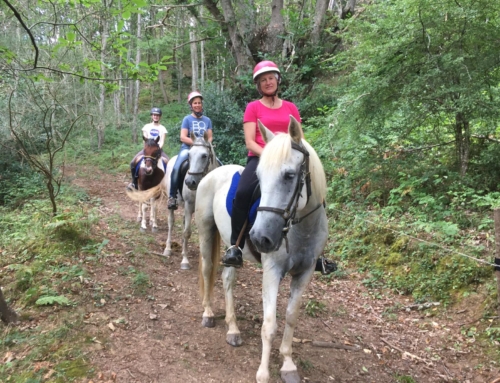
top-left (150, 198), bottom-right (159, 233)
top-left (222, 266), bottom-right (242, 347)
top-left (256, 260), bottom-right (281, 383)
top-left (140, 202), bottom-right (148, 232)
top-left (279, 269), bottom-right (315, 383)
top-left (163, 209), bottom-right (175, 257)
top-left (180, 202), bottom-right (194, 270)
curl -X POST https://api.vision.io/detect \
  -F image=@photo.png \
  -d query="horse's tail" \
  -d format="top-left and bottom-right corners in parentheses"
top-left (199, 226), bottom-right (221, 299)
top-left (125, 184), bottom-right (162, 202)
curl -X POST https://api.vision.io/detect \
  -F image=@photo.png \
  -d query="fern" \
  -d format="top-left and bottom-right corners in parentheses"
top-left (36, 295), bottom-right (70, 306)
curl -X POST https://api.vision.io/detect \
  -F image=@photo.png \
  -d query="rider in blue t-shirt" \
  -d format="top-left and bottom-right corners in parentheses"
top-left (167, 91), bottom-right (213, 210)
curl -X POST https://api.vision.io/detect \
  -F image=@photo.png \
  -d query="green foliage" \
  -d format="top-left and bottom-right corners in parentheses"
top-left (36, 295), bottom-right (70, 306)
top-left (305, 299), bottom-right (327, 317)
top-left (131, 271), bottom-right (151, 294)
top-left (484, 327), bottom-right (500, 344)
top-left (332, 207), bottom-right (492, 303)
top-left (0, 145), bottom-right (46, 207)
top-left (202, 83), bottom-right (248, 165)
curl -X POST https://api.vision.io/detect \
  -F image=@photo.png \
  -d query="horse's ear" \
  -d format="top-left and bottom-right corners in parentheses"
top-left (288, 115), bottom-right (302, 144)
top-left (155, 136), bottom-right (160, 144)
top-left (143, 135), bottom-right (148, 143)
top-left (203, 130), bottom-right (209, 142)
top-left (258, 120), bottom-right (275, 144)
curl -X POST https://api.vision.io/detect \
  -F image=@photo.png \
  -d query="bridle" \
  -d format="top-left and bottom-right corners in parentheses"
top-left (143, 145), bottom-right (161, 172)
top-left (256, 141), bottom-right (322, 251)
top-left (187, 141), bottom-right (214, 177)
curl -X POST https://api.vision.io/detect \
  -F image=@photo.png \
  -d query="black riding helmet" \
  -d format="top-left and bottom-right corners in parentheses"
top-left (150, 107), bottom-right (162, 116)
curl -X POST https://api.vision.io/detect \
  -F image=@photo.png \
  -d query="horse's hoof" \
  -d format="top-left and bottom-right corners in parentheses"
top-left (140, 227), bottom-right (146, 233)
top-left (280, 370), bottom-right (300, 383)
top-left (226, 333), bottom-right (243, 347)
top-left (152, 227), bottom-right (158, 233)
top-left (163, 250), bottom-right (172, 257)
top-left (136, 217), bottom-right (142, 223)
top-left (202, 317), bottom-right (215, 328)
top-left (180, 263), bottom-right (191, 270)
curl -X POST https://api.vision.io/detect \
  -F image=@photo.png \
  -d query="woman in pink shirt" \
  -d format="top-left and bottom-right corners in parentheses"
top-left (222, 61), bottom-right (304, 268)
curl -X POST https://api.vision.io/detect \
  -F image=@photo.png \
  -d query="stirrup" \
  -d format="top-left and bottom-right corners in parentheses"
top-left (318, 256), bottom-right (337, 275)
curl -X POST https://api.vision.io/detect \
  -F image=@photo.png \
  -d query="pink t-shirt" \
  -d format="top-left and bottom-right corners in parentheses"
top-left (243, 100), bottom-right (301, 156)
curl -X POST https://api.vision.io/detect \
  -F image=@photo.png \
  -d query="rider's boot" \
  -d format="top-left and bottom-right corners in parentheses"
top-left (222, 202), bottom-right (248, 268)
top-left (127, 163), bottom-right (138, 191)
top-left (167, 196), bottom-right (178, 210)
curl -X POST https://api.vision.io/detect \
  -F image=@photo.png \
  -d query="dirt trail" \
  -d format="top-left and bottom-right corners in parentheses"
top-left (70, 166), bottom-right (499, 383)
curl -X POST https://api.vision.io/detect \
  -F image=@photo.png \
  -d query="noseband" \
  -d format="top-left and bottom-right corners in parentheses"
top-left (143, 148), bottom-right (161, 171)
top-left (256, 141), bottom-right (322, 251)
top-left (187, 141), bottom-right (214, 177)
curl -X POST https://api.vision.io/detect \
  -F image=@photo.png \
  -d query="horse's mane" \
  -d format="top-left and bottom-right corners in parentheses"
top-left (192, 135), bottom-right (216, 159)
top-left (258, 133), bottom-right (327, 202)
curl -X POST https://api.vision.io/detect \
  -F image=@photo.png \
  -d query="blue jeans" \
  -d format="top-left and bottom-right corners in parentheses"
top-left (169, 148), bottom-right (189, 198)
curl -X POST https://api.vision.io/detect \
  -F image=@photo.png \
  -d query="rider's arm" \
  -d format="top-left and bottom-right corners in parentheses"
top-left (206, 129), bottom-right (213, 143)
top-left (244, 122), bottom-right (263, 157)
top-left (158, 131), bottom-right (166, 148)
top-left (180, 128), bottom-right (194, 146)
top-left (141, 124), bottom-right (150, 140)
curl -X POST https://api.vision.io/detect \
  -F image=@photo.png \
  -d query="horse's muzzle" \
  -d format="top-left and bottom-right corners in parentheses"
top-left (249, 216), bottom-right (285, 253)
top-left (185, 175), bottom-right (201, 191)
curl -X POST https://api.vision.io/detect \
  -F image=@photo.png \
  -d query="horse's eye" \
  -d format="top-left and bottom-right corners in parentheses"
top-left (284, 171), bottom-right (295, 180)
top-left (202, 154), bottom-right (208, 159)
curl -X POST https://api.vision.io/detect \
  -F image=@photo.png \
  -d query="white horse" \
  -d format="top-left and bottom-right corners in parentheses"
top-left (195, 116), bottom-right (328, 383)
top-left (162, 131), bottom-right (219, 269)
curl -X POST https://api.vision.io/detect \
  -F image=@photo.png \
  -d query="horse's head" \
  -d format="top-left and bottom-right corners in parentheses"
top-left (250, 116), bottom-right (326, 253)
top-left (142, 136), bottom-right (161, 175)
top-left (185, 130), bottom-right (215, 190)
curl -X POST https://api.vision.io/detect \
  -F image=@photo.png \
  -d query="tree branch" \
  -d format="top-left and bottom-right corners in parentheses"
top-left (3, 0), bottom-right (39, 67)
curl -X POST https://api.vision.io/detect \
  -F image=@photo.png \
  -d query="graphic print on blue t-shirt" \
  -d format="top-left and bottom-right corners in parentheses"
top-left (191, 120), bottom-right (208, 137)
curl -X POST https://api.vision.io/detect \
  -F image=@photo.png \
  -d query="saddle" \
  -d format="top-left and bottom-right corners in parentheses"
top-left (226, 172), bottom-right (261, 225)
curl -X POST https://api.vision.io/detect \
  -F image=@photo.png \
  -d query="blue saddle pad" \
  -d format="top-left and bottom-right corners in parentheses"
top-left (226, 172), bottom-right (260, 225)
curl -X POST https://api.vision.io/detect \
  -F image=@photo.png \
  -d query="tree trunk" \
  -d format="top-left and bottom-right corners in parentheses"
top-left (261, 0), bottom-right (285, 54)
top-left (201, 39), bottom-right (205, 91)
top-left (132, 13), bottom-right (142, 144)
top-left (341, 0), bottom-right (356, 19)
top-left (235, 0), bottom-right (256, 43)
top-left (200, 7), bottom-right (206, 91)
top-left (157, 51), bottom-right (169, 105)
top-left (98, 5), bottom-right (109, 150)
top-left (312, 0), bottom-right (329, 44)
top-left (0, 288), bottom-right (19, 325)
top-left (219, 0), bottom-right (253, 75)
top-left (190, 18), bottom-right (199, 90)
top-left (455, 112), bottom-right (470, 177)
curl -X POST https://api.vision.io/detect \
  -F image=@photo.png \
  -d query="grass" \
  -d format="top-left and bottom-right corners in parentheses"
top-left (0, 151), bottom-right (161, 381)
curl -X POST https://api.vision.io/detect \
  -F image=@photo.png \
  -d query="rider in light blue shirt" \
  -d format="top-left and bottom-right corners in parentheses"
top-left (168, 91), bottom-right (213, 210)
